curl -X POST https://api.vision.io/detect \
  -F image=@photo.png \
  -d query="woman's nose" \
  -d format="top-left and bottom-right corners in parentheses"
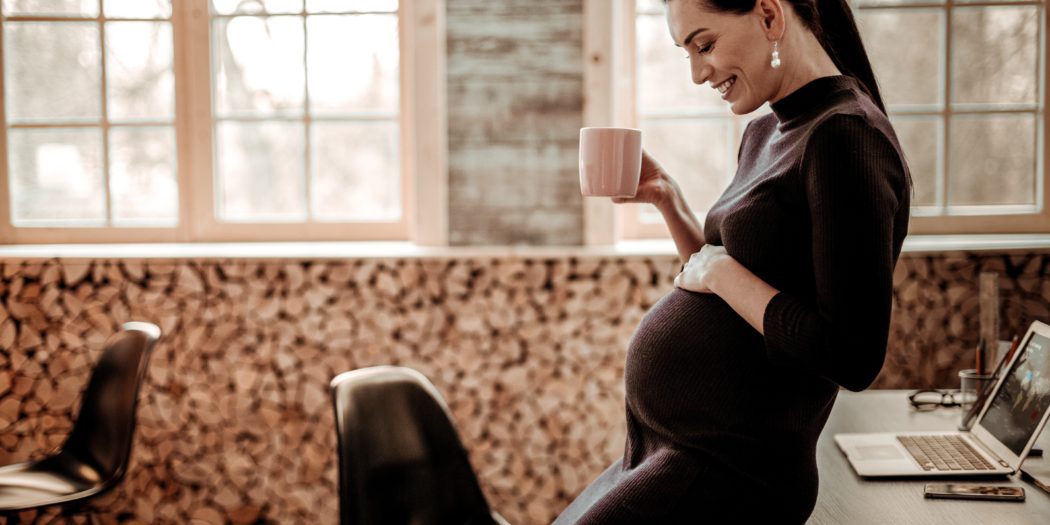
top-left (692, 63), bottom-right (712, 86)
top-left (692, 65), bottom-right (709, 86)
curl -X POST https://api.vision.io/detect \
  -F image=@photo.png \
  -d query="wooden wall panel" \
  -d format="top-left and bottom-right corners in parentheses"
top-left (2, 251), bottom-right (1050, 523)
top-left (446, 0), bottom-right (585, 246)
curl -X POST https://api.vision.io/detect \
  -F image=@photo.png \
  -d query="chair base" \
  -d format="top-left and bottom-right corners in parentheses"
top-left (0, 454), bottom-right (106, 513)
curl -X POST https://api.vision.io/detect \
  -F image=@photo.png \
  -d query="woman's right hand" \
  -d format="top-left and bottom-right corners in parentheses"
top-left (612, 149), bottom-right (681, 211)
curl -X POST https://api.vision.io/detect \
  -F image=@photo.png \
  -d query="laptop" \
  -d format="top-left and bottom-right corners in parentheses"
top-left (835, 320), bottom-right (1050, 477)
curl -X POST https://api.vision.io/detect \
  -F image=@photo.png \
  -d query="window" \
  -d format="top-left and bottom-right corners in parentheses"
top-left (0, 0), bottom-right (447, 244)
top-left (854, 0), bottom-right (1046, 234)
top-left (1, 0), bottom-right (178, 235)
top-left (587, 0), bottom-right (1048, 240)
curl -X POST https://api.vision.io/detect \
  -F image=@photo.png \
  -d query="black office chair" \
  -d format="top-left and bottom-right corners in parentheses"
top-left (0, 322), bottom-right (161, 514)
top-left (330, 366), bottom-right (510, 525)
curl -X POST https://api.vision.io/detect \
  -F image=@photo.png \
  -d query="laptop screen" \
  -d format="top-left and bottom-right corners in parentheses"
top-left (979, 332), bottom-right (1050, 456)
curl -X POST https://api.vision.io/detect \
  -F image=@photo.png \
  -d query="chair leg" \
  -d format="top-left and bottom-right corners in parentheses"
top-left (58, 501), bottom-right (98, 524)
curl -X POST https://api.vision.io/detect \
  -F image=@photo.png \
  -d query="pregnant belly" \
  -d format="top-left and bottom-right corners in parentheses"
top-left (624, 288), bottom-right (769, 438)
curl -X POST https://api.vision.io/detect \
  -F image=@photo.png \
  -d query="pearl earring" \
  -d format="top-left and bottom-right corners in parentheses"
top-left (771, 40), bottom-right (781, 69)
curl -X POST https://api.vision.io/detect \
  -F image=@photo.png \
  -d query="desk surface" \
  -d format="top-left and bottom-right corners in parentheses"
top-left (811, 390), bottom-right (1050, 525)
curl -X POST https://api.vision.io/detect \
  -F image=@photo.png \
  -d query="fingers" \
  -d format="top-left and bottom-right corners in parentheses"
top-left (640, 150), bottom-right (664, 178)
top-left (609, 197), bottom-right (646, 204)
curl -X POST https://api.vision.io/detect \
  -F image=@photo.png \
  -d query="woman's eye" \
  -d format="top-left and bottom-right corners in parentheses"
top-left (684, 42), bottom-right (713, 59)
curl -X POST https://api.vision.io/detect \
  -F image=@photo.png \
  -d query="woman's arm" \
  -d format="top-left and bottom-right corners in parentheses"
top-left (614, 151), bottom-right (705, 264)
top-left (762, 115), bottom-right (907, 391)
top-left (675, 247), bottom-right (779, 334)
top-left (657, 185), bottom-right (706, 264)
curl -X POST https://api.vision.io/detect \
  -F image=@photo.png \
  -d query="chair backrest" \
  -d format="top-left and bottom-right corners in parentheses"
top-left (62, 322), bottom-right (161, 485)
top-left (330, 366), bottom-right (496, 525)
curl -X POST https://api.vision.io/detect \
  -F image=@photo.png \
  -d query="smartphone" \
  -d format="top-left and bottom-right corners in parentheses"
top-left (924, 483), bottom-right (1025, 502)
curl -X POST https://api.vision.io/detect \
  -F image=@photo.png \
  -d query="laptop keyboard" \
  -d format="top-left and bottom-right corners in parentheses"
top-left (897, 435), bottom-right (996, 471)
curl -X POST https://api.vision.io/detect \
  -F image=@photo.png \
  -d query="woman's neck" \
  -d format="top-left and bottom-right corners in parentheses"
top-left (768, 27), bottom-right (842, 104)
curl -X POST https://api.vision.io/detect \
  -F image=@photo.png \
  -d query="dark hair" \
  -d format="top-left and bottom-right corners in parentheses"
top-left (671, 0), bottom-right (886, 114)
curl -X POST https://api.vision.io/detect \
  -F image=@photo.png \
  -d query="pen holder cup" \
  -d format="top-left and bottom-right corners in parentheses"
top-left (958, 368), bottom-right (996, 415)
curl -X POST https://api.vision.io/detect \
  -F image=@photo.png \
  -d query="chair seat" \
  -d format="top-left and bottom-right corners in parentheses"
top-left (0, 454), bottom-right (104, 511)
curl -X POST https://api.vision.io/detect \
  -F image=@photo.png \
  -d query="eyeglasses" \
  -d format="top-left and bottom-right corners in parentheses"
top-left (908, 389), bottom-right (962, 411)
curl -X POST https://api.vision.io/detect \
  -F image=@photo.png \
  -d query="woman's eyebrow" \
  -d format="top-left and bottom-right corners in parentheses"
top-left (676, 27), bottom-right (709, 48)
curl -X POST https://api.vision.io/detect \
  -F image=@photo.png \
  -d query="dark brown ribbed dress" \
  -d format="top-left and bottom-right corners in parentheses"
top-left (553, 76), bottom-right (912, 524)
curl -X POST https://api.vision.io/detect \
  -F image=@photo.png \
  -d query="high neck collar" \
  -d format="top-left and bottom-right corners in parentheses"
top-left (770, 75), bottom-right (859, 124)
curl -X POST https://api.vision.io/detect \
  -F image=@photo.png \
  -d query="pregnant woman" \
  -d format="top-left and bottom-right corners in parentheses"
top-left (554, 0), bottom-right (911, 523)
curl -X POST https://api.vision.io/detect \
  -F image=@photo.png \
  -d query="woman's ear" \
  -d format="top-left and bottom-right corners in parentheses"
top-left (754, 0), bottom-right (786, 38)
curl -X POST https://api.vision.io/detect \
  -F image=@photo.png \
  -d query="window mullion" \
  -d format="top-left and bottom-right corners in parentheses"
top-left (1037, 4), bottom-right (1047, 216)
top-left (302, 12), bottom-right (312, 223)
top-left (942, 1), bottom-right (952, 215)
top-left (174, 0), bottom-right (216, 242)
top-left (0, 14), bottom-right (11, 242)
top-left (99, 7), bottom-right (113, 226)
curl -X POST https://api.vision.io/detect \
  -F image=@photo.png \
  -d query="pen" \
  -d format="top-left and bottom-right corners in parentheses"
top-left (960, 334), bottom-right (1021, 430)
top-left (976, 340), bottom-right (984, 377)
top-left (1002, 335), bottom-right (1021, 368)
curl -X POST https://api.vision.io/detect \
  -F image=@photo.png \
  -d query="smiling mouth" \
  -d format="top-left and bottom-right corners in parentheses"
top-left (715, 76), bottom-right (736, 95)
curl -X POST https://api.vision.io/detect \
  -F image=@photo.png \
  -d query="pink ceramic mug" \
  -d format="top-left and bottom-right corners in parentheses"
top-left (579, 127), bottom-right (642, 197)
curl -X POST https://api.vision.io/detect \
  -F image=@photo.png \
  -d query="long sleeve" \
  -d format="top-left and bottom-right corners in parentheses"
top-left (762, 114), bottom-right (908, 391)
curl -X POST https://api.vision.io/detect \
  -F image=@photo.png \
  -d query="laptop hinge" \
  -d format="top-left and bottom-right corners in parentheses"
top-left (965, 433), bottom-right (1010, 468)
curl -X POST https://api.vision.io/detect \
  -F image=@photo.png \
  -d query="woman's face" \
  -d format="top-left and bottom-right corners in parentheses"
top-left (665, 0), bottom-right (775, 114)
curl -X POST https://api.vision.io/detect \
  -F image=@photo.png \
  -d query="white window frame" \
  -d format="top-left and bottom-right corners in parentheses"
top-left (0, 0), bottom-right (447, 245)
top-left (584, 0), bottom-right (1050, 243)
top-left (868, 0), bottom-right (1049, 235)
top-left (583, 0), bottom-right (633, 245)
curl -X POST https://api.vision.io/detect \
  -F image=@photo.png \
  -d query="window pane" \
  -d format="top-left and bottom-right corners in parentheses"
top-left (106, 22), bottom-right (174, 120)
top-left (307, 14), bottom-right (398, 114)
top-left (210, 0), bottom-right (302, 15)
top-left (8, 128), bottom-right (105, 224)
top-left (311, 121), bottom-right (399, 221)
top-left (952, 6), bottom-right (1039, 106)
top-left (639, 119), bottom-right (731, 222)
top-left (307, 0), bottom-right (396, 13)
top-left (855, 9), bottom-right (942, 107)
top-left (890, 116), bottom-right (940, 207)
top-left (949, 114), bottom-right (1036, 206)
top-left (1, 0), bottom-right (98, 17)
top-left (109, 126), bottom-right (177, 225)
top-left (217, 121), bottom-right (305, 220)
top-left (103, 0), bottom-right (171, 19)
top-left (213, 16), bottom-right (305, 117)
top-left (3, 22), bottom-right (100, 123)
top-left (636, 14), bottom-right (725, 113)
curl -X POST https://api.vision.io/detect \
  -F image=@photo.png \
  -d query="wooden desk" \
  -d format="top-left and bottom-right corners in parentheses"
top-left (810, 390), bottom-right (1050, 524)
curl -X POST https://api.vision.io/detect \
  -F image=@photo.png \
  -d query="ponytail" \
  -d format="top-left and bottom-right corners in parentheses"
top-left (809, 0), bottom-right (886, 114)
top-left (680, 0), bottom-right (887, 114)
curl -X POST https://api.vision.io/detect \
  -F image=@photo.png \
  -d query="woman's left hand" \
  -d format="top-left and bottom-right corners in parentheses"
top-left (674, 245), bottom-right (733, 294)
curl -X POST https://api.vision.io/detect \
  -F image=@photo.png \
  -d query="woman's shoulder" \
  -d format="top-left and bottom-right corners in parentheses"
top-left (808, 88), bottom-right (900, 147)
top-left (802, 107), bottom-right (912, 197)
top-left (805, 107), bottom-right (905, 167)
